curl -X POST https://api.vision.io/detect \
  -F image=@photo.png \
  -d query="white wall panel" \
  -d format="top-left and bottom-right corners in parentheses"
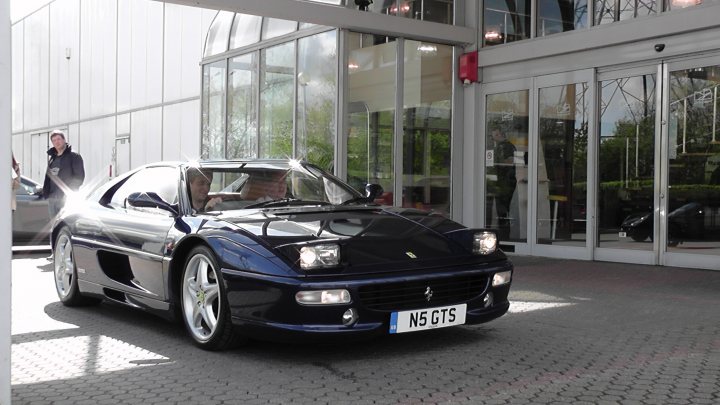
top-left (68, 123), bottom-right (80, 147)
top-left (116, 113), bottom-right (131, 176)
top-left (77, 117), bottom-right (115, 186)
top-left (23, 7), bottom-right (49, 130)
top-left (30, 133), bottom-right (49, 184)
top-left (22, 134), bottom-right (33, 182)
top-left (164, 4), bottom-right (203, 102)
top-left (130, 107), bottom-right (163, 168)
top-left (12, 23), bottom-right (24, 133)
top-left (49, 0), bottom-right (80, 126)
top-left (79, 0), bottom-right (117, 119)
top-left (117, 113), bottom-right (130, 135)
top-left (118, 0), bottom-right (164, 111)
top-left (132, 0), bottom-right (163, 109)
top-left (163, 4), bottom-right (182, 102)
top-left (117, 0), bottom-right (131, 111)
top-left (162, 99), bottom-right (200, 161)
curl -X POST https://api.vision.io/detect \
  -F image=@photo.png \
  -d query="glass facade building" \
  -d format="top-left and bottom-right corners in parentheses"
top-left (11, 0), bottom-right (720, 270)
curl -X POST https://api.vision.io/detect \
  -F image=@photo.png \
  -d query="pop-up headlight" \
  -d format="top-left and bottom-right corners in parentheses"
top-left (473, 231), bottom-right (497, 255)
top-left (299, 244), bottom-right (340, 270)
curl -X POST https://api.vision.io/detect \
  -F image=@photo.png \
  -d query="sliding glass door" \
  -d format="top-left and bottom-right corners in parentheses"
top-left (662, 56), bottom-right (720, 269)
top-left (532, 71), bottom-right (593, 259)
top-left (481, 57), bottom-right (720, 269)
top-left (594, 65), bottom-right (659, 265)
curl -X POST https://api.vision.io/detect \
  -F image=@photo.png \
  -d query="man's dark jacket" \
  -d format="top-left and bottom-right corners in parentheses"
top-left (42, 145), bottom-right (85, 199)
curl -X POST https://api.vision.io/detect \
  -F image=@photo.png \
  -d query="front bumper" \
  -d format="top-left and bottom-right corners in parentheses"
top-left (221, 261), bottom-right (513, 342)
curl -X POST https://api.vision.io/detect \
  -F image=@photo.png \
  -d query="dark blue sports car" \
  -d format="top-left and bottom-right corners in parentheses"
top-left (52, 159), bottom-right (513, 350)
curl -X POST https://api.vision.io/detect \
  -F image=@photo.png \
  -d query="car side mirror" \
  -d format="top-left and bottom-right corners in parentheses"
top-left (127, 192), bottom-right (179, 216)
top-left (365, 183), bottom-right (384, 202)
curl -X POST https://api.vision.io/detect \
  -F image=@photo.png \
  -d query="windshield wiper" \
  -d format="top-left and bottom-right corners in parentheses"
top-left (245, 198), bottom-right (332, 209)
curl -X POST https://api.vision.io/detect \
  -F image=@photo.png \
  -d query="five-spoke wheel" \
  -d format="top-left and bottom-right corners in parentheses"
top-left (181, 246), bottom-right (241, 350)
top-left (53, 228), bottom-right (99, 306)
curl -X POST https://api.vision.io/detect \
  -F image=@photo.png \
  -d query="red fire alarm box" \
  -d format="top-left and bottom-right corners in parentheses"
top-left (458, 51), bottom-right (478, 84)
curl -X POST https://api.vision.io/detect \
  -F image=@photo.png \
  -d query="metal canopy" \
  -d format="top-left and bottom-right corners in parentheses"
top-left (157, 0), bottom-right (474, 46)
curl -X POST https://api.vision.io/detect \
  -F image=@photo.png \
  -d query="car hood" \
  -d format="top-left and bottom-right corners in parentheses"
top-left (214, 206), bottom-right (484, 272)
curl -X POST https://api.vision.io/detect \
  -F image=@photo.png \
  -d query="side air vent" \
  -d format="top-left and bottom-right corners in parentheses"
top-left (97, 251), bottom-right (134, 286)
top-left (103, 288), bottom-right (126, 302)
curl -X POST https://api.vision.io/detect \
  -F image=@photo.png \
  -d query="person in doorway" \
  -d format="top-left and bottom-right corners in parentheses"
top-left (187, 167), bottom-right (222, 212)
top-left (42, 130), bottom-right (85, 219)
top-left (490, 124), bottom-right (516, 239)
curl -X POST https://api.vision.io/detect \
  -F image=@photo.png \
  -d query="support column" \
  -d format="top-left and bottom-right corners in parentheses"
top-left (0, 0), bottom-right (13, 402)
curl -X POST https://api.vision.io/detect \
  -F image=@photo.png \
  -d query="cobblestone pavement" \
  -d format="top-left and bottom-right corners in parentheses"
top-left (11, 253), bottom-right (720, 404)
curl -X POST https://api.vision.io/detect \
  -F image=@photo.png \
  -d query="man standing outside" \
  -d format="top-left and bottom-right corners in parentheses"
top-left (42, 130), bottom-right (85, 218)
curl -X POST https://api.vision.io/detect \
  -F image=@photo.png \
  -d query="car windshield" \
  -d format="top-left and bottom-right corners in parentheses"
top-left (186, 161), bottom-right (364, 211)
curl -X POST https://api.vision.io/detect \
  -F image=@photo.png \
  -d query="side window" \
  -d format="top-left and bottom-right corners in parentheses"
top-left (109, 167), bottom-right (179, 209)
top-left (17, 179), bottom-right (33, 196)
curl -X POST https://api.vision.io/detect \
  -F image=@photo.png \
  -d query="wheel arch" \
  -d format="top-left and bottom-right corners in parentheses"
top-left (51, 220), bottom-right (70, 248)
top-left (168, 236), bottom-right (210, 310)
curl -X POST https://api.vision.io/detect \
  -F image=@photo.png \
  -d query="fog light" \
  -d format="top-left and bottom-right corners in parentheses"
top-left (342, 308), bottom-right (358, 326)
top-left (492, 270), bottom-right (512, 286)
top-left (295, 289), bottom-right (351, 305)
top-left (483, 292), bottom-right (494, 308)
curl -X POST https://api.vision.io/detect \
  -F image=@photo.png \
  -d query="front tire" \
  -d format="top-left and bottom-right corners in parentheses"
top-left (181, 245), bottom-right (244, 350)
top-left (53, 228), bottom-right (100, 306)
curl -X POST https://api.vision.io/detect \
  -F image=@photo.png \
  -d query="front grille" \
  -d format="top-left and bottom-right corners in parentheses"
top-left (358, 274), bottom-right (489, 311)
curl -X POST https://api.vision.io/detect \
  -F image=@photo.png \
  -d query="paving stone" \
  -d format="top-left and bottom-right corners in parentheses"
top-left (10, 254), bottom-right (720, 405)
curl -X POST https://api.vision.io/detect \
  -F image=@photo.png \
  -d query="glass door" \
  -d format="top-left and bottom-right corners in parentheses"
top-left (662, 55), bottom-right (720, 270)
top-left (594, 65), bottom-right (660, 265)
top-left (532, 71), bottom-right (593, 259)
top-left (481, 78), bottom-right (531, 251)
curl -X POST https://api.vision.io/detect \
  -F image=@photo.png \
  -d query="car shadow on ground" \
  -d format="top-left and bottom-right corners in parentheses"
top-left (38, 297), bottom-right (499, 363)
top-left (37, 260), bottom-right (53, 273)
top-left (12, 252), bottom-right (54, 273)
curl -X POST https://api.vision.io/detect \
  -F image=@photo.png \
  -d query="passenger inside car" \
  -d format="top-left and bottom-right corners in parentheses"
top-left (240, 171), bottom-right (288, 202)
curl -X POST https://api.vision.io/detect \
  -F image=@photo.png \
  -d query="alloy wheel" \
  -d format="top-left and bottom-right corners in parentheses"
top-left (54, 233), bottom-right (74, 298)
top-left (182, 254), bottom-right (221, 342)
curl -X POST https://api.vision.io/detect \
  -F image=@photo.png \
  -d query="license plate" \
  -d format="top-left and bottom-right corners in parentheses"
top-left (389, 304), bottom-right (467, 334)
top-left (619, 232), bottom-right (627, 238)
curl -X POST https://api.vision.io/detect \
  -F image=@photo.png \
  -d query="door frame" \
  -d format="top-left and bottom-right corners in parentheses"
top-left (660, 53), bottom-right (720, 270)
top-left (479, 70), bottom-right (595, 259)
top-left (530, 69), bottom-right (595, 260)
top-left (478, 77), bottom-right (533, 254)
top-left (481, 55), bottom-right (720, 269)
top-left (593, 63), bottom-right (662, 266)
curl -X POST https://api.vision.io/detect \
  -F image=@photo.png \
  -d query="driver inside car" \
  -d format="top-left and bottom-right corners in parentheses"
top-left (188, 167), bottom-right (223, 212)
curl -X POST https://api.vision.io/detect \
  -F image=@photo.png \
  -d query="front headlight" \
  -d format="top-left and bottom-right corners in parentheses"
top-left (473, 231), bottom-right (497, 255)
top-left (299, 244), bottom-right (340, 269)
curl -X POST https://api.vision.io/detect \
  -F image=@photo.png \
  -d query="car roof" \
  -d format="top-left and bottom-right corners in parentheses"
top-left (20, 175), bottom-right (40, 186)
top-left (184, 159), bottom-right (299, 170)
